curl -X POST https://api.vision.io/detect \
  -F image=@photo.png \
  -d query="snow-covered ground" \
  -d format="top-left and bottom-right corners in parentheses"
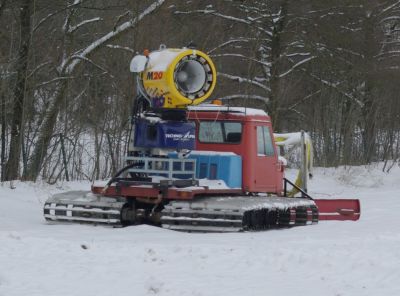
top-left (1, 163), bottom-right (400, 296)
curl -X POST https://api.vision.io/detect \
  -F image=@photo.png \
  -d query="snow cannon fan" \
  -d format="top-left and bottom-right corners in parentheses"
top-left (130, 46), bottom-right (217, 109)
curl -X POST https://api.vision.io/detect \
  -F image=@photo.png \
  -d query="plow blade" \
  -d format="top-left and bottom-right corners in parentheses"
top-left (314, 199), bottom-right (360, 221)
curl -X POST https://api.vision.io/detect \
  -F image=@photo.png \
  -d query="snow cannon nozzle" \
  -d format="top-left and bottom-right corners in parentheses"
top-left (130, 47), bottom-right (217, 109)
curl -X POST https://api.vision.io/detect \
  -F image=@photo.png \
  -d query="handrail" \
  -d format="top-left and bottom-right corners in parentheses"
top-left (125, 156), bottom-right (196, 179)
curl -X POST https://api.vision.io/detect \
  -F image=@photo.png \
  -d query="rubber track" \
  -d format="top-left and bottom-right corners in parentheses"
top-left (161, 196), bottom-right (318, 232)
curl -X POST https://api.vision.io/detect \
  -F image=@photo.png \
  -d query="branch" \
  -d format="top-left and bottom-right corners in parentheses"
top-left (60, 0), bottom-right (166, 74)
top-left (308, 73), bottom-right (364, 108)
top-left (210, 53), bottom-right (271, 67)
top-left (285, 52), bottom-right (311, 58)
top-left (36, 76), bottom-right (73, 88)
top-left (175, 9), bottom-right (251, 25)
top-left (33, 0), bottom-right (88, 32)
top-left (207, 38), bottom-right (250, 54)
top-left (113, 10), bottom-right (131, 30)
top-left (218, 72), bottom-right (270, 91)
top-left (69, 55), bottom-right (114, 78)
top-left (28, 61), bottom-right (52, 79)
top-left (374, 50), bottom-right (400, 58)
top-left (380, 0), bottom-right (400, 16)
top-left (175, 9), bottom-right (272, 36)
top-left (68, 17), bottom-right (102, 34)
top-left (279, 56), bottom-right (316, 78)
top-left (106, 44), bottom-right (134, 53)
top-left (286, 90), bottom-right (321, 110)
top-left (380, 15), bottom-right (400, 23)
top-left (335, 47), bottom-right (364, 58)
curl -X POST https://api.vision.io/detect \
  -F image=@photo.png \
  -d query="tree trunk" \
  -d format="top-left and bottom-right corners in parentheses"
top-left (268, 0), bottom-right (288, 131)
top-left (340, 99), bottom-right (354, 165)
top-left (24, 81), bottom-right (67, 180)
top-left (106, 132), bottom-right (117, 176)
top-left (0, 87), bottom-right (6, 181)
top-left (0, 0), bottom-right (6, 19)
top-left (361, 90), bottom-right (377, 163)
top-left (4, 0), bottom-right (31, 180)
top-left (361, 14), bottom-right (377, 164)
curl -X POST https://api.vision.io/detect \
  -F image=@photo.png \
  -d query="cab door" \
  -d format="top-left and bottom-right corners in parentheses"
top-left (253, 125), bottom-right (280, 192)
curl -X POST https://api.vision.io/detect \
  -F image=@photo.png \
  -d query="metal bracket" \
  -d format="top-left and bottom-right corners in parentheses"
top-left (283, 178), bottom-right (313, 200)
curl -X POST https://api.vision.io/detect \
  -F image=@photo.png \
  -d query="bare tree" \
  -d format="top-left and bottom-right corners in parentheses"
top-left (25, 0), bottom-right (166, 180)
top-left (4, 0), bottom-right (32, 180)
top-left (175, 0), bottom-right (317, 130)
top-left (303, 0), bottom-right (400, 164)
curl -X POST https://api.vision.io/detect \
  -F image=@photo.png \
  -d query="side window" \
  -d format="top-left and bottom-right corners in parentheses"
top-left (224, 122), bottom-right (242, 143)
top-left (257, 126), bottom-right (265, 155)
top-left (263, 127), bottom-right (275, 156)
top-left (257, 126), bottom-right (275, 156)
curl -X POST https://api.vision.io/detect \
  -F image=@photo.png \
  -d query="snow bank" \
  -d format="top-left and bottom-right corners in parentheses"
top-left (1, 164), bottom-right (400, 296)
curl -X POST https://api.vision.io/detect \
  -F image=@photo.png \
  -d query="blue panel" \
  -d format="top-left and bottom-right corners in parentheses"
top-left (134, 119), bottom-right (195, 150)
top-left (169, 152), bottom-right (242, 188)
top-left (216, 155), bottom-right (242, 188)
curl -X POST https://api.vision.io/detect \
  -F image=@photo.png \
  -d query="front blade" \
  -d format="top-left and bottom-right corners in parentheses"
top-left (314, 199), bottom-right (360, 221)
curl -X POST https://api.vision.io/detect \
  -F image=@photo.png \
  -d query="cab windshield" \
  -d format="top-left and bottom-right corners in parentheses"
top-left (198, 121), bottom-right (242, 144)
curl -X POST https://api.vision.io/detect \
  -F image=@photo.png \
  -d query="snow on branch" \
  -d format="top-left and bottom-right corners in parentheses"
top-left (335, 47), bottom-right (364, 58)
top-left (218, 73), bottom-right (271, 92)
top-left (175, 9), bottom-right (272, 36)
top-left (380, 0), bottom-right (400, 15)
top-left (287, 90), bottom-right (321, 110)
top-left (106, 44), bottom-right (134, 53)
top-left (374, 50), bottom-right (400, 58)
top-left (279, 56), bottom-right (316, 78)
top-left (68, 17), bottom-right (102, 34)
top-left (381, 39), bottom-right (400, 45)
top-left (339, 25), bottom-right (362, 32)
top-left (175, 9), bottom-right (252, 25)
top-left (285, 52), bottom-right (311, 58)
top-left (380, 16), bottom-right (400, 23)
top-left (34, 0), bottom-right (88, 32)
top-left (309, 74), bottom-right (364, 108)
top-left (61, 0), bottom-right (165, 74)
top-left (238, 3), bottom-right (269, 15)
top-left (207, 39), bottom-right (250, 54)
top-left (211, 53), bottom-right (271, 67)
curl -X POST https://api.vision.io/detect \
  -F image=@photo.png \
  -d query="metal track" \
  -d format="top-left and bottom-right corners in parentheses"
top-left (43, 191), bottom-right (126, 226)
top-left (43, 192), bottom-right (318, 232)
top-left (161, 196), bottom-right (318, 232)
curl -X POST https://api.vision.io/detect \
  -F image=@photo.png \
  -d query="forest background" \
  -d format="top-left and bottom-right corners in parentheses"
top-left (1, 0), bottom-right (399, 183)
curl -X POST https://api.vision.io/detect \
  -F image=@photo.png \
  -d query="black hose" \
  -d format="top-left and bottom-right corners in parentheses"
top-left (105, 162), bottom-right (138, 188)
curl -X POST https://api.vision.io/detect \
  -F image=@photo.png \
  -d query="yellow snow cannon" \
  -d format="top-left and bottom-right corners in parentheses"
top-left (130, 46), bottom-right (217, 108)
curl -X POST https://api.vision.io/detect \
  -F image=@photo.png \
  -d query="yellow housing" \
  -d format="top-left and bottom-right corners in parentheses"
top-left (141, 48), bottom-right (217, 108)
